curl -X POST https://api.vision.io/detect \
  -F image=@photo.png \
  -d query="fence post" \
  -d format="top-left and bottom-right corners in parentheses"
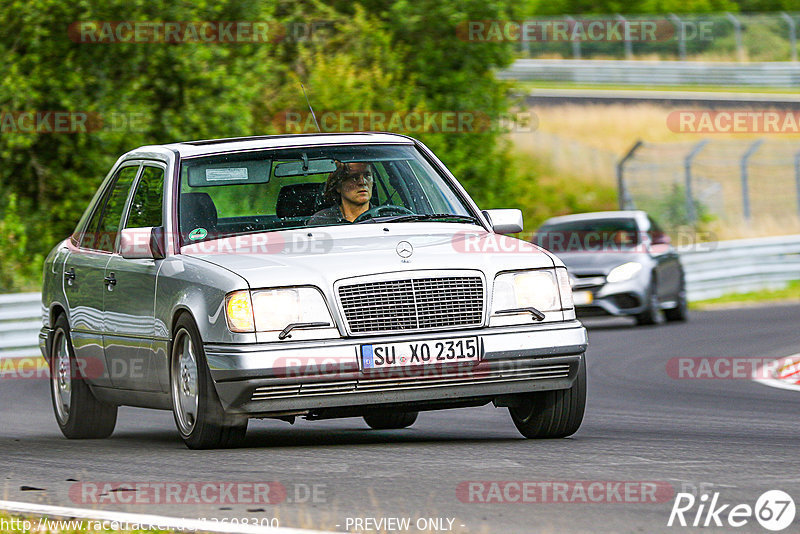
top-left (521, 22), bottom-right (531, 57)
top-left (725, 13), bottom-right (745, 62)
top-left (617, 140), bottom-right (643, 210)
top-left (669, 14), bottom-right (686, 60)
top-left (685, 140), bottom-right (709, 223)
top-left (781, 12), bottom-right (798, 62)
top-left (566, 16), bottom-right (581, 58)
top-left (795, 149), bottom-right (800, 216)
top-left (740, 139), bottom-right (764, 221)
top-left (616, 14), bottom-right (633, 59)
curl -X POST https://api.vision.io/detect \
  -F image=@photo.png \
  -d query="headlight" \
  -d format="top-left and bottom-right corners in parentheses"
top-left (225, 287), bottom-right (333, 334)
top-left (606, 261), bottom-right (643, 283)
top-left (252, 288), bottom-right (332, 332)
top-left (491, 270), bottom-right (563, 326)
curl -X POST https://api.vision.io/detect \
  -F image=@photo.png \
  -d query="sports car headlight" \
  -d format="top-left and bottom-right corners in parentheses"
top-left (491, 270), bottom-right (562, 320)
top-left (606, 261), bottom-right (643, 283)
top-left (225, 287), bottom-right (333, 333)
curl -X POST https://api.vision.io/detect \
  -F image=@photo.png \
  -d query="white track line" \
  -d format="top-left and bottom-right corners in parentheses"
top-left (752, 353), bottom-right (800, 392)
top-left (0, 500), bottom-right (332, 534)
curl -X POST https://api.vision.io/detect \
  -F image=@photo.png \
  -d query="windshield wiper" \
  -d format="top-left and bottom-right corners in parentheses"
top-left (376, 213), bottom-right (481, 224)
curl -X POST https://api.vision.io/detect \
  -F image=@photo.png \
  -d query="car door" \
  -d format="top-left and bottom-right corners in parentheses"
top-left (102, 163), bottom-right (167, 391)
top-left (63, 164), bottom-right (140, 387)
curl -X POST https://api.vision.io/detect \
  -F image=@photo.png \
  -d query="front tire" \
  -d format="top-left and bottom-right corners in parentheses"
top-left (509, 356), bottom-right (586, 439)
top-left (635, 282), bottom-right (665, 326)
top-left (50, 314), bottom-right (117, 439)
top-left (364, 411), bottom-right (418, 430)
top-left (665, 287), bottom-right (689, 322)
top-left (170, 315), bottom-right (247, 449)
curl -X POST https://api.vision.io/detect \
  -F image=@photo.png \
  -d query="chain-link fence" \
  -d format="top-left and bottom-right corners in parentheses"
top-left (514, 12), bottom-right (800, 62)
top-left (618, 139), bottom-right (800, 233)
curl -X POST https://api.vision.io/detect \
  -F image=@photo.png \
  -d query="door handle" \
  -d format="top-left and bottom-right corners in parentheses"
top-left (104, 273), bottom-right (117, 288)
top-left (64, 267), bottom-right (76, 286)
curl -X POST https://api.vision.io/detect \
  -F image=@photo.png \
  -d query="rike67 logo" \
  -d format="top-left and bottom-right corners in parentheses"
top-left (668, 490), bottom-right (796, 531)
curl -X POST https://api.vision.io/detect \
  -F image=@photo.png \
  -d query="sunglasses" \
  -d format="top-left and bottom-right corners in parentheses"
top-left (343, 172), bottom-right (374, 183)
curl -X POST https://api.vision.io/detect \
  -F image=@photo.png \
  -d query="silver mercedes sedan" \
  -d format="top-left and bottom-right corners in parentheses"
top-left (40, 133), bottom-right (587, 449)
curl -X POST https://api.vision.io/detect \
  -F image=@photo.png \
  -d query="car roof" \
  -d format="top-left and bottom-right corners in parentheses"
top-left (125, 132), bottom-right (416, 160)
top-left (540, 210), bottom-right (648, 226)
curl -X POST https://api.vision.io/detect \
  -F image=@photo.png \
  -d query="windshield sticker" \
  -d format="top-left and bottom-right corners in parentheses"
top-left (205, 168), bottom-right (248, 182)
top-left (188, 228), bottom-right (208, 241)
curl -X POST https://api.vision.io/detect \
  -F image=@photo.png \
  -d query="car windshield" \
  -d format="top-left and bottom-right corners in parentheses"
top-left (535, 218), bottom-right (641, 252)
top-left (178, 144), bottom-right (476, 244)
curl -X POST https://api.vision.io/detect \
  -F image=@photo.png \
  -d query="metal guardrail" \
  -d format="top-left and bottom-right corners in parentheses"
top-left (0, 293), bottom-right (42, 359)
top-left (679, 234), bottom-right (800, 301)
top-left (500, 59), bottom-right (800, 87)
top-left (0, 236), bottom-right (798, 359)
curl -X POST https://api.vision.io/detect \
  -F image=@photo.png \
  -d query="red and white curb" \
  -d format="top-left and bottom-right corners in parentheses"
top-left (752, 353), bottom-right (800, 392)
top-left (0, 500), bottom-right (331, 534)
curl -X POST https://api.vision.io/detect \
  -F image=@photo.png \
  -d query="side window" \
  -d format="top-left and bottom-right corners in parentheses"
top-left (80, 186), bottom-right (114, 249)
top-left (95, 165), bottom-right (140, 252)
top-left (126, 166), bottom-right (165, 229)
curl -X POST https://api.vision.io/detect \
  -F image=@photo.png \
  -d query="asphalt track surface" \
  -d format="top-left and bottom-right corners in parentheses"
top-left (1, 304), bottom-right (799, 533)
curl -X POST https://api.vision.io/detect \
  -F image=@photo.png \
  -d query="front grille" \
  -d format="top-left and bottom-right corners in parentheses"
top-left (338, 275), bottom-right (484, 334)
top-left (571, 273), bottom-right (606, 289)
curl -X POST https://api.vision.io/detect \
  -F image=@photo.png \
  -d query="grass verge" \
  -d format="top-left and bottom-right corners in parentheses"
top-left (689, 280), bottom-right (800, 310)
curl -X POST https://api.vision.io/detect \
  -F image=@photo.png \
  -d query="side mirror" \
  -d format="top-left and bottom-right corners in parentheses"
top-left (120, 227), bottom-right (165, 260)
top-left (483, 209), bottom-right (523, 235)
top-left (651, 232), bottom-right (671, 246)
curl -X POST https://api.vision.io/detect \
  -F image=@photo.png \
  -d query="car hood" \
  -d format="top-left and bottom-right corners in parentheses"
top-left (181, 223), bottom-right (556, 289)
top-left (550, 250), bottom-right (648, 276)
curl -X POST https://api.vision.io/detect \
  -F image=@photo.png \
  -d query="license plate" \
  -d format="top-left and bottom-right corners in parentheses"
top-left (361, 337), bottom-right (480, 370)
top-left (573, 290), bottom-right (593, 306)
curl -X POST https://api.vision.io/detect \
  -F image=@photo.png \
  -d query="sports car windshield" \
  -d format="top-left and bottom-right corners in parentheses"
top-left (178, 144), bottom-right (476, 244)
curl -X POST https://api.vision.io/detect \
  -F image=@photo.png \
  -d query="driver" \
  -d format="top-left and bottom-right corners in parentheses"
top-left (308, 161), bottom-right (374, 225)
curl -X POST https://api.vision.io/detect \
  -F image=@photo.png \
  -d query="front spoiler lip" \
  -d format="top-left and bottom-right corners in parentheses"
top-left (222, 355), bottom-right (582, 416)
top-left (203, 322), bottom-right (587, 413)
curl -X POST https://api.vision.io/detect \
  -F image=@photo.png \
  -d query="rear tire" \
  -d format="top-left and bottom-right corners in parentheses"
top-left (170, 315), bottom-right (248, 449)
top-left (50, 314), bottom-right (117, 439)
top-left (509, 356), bottom-right (586, 439)
top-left (364, 411), bottom-right (418, 430)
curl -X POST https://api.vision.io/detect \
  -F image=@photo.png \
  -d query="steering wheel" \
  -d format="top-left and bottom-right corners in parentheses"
top-left (354, 204), bottom-right (414, 223)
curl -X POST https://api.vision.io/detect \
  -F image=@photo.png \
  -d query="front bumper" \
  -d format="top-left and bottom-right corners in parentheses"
top-left (573, 278), bottom-right (648, 317)
top-left (205, 321), bottom-right (587, 416)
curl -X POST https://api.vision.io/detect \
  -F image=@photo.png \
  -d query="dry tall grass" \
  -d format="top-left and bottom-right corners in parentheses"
top-left (508, 103), bottom-right (800, 239)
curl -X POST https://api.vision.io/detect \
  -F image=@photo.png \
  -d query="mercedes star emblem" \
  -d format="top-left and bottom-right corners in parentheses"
top-left (396, 241), bottom-right (413, 258)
